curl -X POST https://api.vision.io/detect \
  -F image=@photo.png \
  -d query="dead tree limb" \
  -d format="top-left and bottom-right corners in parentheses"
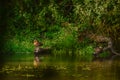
top-left (103, 39), bottom-right (120, 56)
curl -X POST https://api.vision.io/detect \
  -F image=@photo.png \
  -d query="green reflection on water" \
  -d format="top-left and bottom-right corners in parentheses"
top-left (0, 56), bottom-right (120, 80)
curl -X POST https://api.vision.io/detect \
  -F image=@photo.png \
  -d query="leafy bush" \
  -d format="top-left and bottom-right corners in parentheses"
top-left (1, 0), bottom-right (119, 61)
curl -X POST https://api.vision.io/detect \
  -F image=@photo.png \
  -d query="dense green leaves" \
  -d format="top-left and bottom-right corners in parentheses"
top-left (1, 0), bottom-right (120, 59)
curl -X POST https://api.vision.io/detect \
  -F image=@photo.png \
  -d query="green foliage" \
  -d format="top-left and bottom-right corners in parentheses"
top-left (52, 28), bottom-right (76, 49)
top-left (76, 45), bottom-right (94, 61)
top-left (99, 51), bottom-right (110, 58)
top-left (3, 38), bottom-right (34, 53)
top-left (1, 0), bottom-right (120, 61)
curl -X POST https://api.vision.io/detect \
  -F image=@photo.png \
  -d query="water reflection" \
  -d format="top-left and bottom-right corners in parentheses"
top-left (0, 56), bottom-right (120, 80)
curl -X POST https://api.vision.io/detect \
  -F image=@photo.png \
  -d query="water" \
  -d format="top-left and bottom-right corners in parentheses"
top-left (0, 55), bottom-right (120, 80)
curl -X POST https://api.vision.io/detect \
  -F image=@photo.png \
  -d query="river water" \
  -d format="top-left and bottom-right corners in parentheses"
top-left (0, 55), bottom-right (120, 80)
